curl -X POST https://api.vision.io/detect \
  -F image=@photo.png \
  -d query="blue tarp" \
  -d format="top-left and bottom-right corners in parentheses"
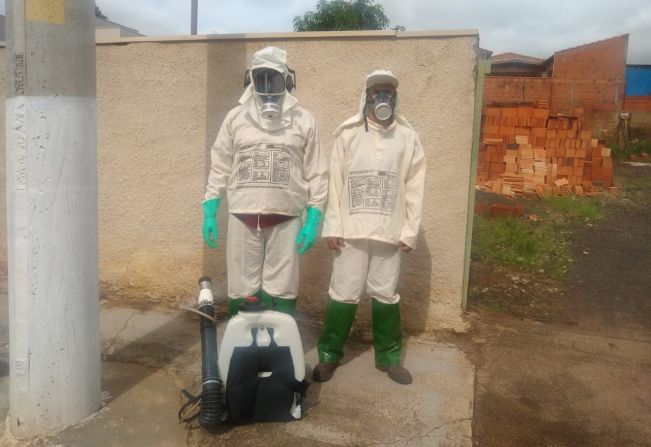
top-left (626, 66), bottom-right (651, 96)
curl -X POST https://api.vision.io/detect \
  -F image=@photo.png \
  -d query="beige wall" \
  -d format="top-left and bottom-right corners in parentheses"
top-left (95, 28), bottom-right (123, 41)
top-left (1, 30), bottom-right (479, 331)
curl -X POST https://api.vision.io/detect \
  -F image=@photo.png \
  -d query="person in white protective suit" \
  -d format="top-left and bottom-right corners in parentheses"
top-left (202, 47), bottom-right (328, 316)
top-left (313, 70), bottom-right (426, 385)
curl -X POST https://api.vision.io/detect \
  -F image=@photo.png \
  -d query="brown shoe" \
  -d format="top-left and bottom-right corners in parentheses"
top-left (313, 363), bottom-right (338, 382)
top-left (376, 364), bottom-right (413, 385)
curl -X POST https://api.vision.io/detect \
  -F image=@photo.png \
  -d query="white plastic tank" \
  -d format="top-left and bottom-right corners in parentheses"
top-left (218, 309), bottom-right (305, 385)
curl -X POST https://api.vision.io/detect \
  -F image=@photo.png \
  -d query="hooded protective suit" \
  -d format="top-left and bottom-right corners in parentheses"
top-left (205, 47), bottom-right (327, 217)
top-left (203, 47), bottom-right (328, 315)
top-left (314, 70), bottom-right (425, 385)
top-left (322, 71), bottom-right (425, 249)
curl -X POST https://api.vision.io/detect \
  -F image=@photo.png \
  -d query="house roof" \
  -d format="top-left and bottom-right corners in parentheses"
top-left (542, 34), bottom-right (629, 66)
top-left (95, 17), bottom-right (144, 37)
top-left (478, 47), bottom-right (493, 59)
top-left (553, 34), bottom-right (629, 55)
top-left (0, 15), bottom-right (144, 40)
top-left (491, 52), bottom-right (545, 65)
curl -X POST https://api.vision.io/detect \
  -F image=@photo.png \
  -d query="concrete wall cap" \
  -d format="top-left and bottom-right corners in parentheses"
top-left (0, 28), bottom-right (479, 47)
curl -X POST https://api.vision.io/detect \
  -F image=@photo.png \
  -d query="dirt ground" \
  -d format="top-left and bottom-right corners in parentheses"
top-left (467, 164), bottom-right (651, 446)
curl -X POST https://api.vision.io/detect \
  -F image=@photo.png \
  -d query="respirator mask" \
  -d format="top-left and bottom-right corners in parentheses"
top-left (248, 68), bottom-right (295, 121)
top-left (368, 88), bottom-right (395, 122)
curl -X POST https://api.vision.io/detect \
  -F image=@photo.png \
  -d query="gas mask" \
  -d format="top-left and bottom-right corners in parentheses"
top-left (249, 68), bottom-right (293, 121)
top-left (368, 88), bottom-right (396, 122)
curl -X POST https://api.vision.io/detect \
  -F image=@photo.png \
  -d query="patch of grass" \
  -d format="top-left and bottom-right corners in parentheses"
top-left (620, 174), bottom-right (651, 192)
top-left (617, 163), bottom-right (651, 186)
top-left (613, 165), bottom-right (651, 207)
top-left (542, 196), bottom-right (604, 220)
top-left (471, 215), bottom-right (571, 279)
top-left (610, 126), bottom-right (651, 161)
top-left (471, 168), bottom-right (647, 282)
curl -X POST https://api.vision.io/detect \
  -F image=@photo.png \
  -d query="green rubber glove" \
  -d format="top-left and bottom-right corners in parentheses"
top-left (296, 207), bottom-right (323, 255)
top-left (202, 198), bottom-right (221, 249)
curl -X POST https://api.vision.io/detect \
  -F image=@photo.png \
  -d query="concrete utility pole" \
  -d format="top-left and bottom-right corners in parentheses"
top-left (5, 0), bottom-right (100, 439)
top-left (191, 0), bottom-right (198, 35)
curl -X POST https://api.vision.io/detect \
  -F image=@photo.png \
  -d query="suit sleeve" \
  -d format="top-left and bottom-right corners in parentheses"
top-left (321, 137), bottom-right (346, 238)
top-left (204, 113), bottom-right (234, 202)
top-left (399, 133), bottom-right (426, 249)
top-left (303, 119), bottom-right (328, 211)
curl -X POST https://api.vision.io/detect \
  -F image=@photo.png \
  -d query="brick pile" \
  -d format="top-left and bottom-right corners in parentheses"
top-left (477, 103), bottom-right (614, 197)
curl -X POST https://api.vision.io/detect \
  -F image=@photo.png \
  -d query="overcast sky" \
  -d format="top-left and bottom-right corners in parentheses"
top-left (2, 1), bottom-right (650, 63)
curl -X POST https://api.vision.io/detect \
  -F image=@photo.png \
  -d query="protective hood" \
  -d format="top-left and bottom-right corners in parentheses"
top-left (239, 46), bottom-right (298, 131)
top-left (334, 69), bottom-right (412, 137)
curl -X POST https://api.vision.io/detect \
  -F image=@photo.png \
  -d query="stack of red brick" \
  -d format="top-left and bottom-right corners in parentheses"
top-left (477, 103), bottom-right (615, 197)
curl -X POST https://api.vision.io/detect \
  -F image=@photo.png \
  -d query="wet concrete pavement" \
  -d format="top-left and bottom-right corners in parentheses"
top-left (0, 274), bottom-right (474, 446)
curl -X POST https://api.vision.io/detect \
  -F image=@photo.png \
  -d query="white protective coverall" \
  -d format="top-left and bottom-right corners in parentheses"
top-left (205, 47), bottom-right (328, 302)
top-left (322, 71), bottom-right (426, 305)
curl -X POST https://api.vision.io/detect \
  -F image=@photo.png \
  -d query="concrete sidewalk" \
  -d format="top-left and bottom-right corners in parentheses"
top-left (0, 278), bottom-right (474, 446)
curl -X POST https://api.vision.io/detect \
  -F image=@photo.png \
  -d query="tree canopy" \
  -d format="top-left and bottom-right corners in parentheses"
top-left (293, 0), bottom-right (393, 32)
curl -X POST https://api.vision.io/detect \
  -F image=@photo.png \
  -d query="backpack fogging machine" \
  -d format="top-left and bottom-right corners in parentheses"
top-left (178, 277), bottom-right (308, 430)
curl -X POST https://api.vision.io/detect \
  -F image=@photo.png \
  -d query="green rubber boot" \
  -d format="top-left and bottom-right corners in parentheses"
top-left (372, 299), bottom-right (411, 384)
top-left (259, 290), bottom-right (274, 310)
top-left (273, 297), bottom-right (297, 315)
top-left (228, 290), bottom-right (263, 317)
top-left (228, 297), bottom-right (245, 317)
top-left (372, 298), bottom-right (403, 366)
top-left (260, 290), bottom-right (297, 316)
top-left (317, 298), bottom-right (358, 365)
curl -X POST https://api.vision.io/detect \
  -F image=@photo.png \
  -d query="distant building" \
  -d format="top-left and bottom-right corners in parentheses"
top-left (623, 65), bottom-right (651, 127)
top-left (0, 15), bottom-right (144, 41)
top-left (94, 16), bottom-right (144, 39)
top-left (489, 52), bottom-right (549, 77)
top-left (477, 47), bottom-right (493, 61)
top-left (625, 65), bottom-right (651, 96)
top-left (483, 35), bottom-right (631, 134)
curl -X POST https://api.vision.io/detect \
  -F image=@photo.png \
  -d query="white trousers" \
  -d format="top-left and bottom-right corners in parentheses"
top-left (227, 214), bottom-right (300, 299)
top-left (329, 239), bottom-right (402, 305)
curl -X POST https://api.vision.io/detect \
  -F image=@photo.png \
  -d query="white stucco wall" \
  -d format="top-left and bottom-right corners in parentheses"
top-left (1, 30), bottom-right (479, 331)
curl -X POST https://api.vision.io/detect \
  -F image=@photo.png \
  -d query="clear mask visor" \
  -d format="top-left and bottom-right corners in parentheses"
top-left (252, 68), bottom-right (286, 96)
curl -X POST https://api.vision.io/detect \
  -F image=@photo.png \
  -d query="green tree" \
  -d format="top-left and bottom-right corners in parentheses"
top-left (293, 0), bottom-right (397, 32)
top-left (95, 6), bottom-right (107, 19)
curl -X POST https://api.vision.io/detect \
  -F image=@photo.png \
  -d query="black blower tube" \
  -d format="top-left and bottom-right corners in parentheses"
top-left (198, 277), bottom-right (224, 430)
